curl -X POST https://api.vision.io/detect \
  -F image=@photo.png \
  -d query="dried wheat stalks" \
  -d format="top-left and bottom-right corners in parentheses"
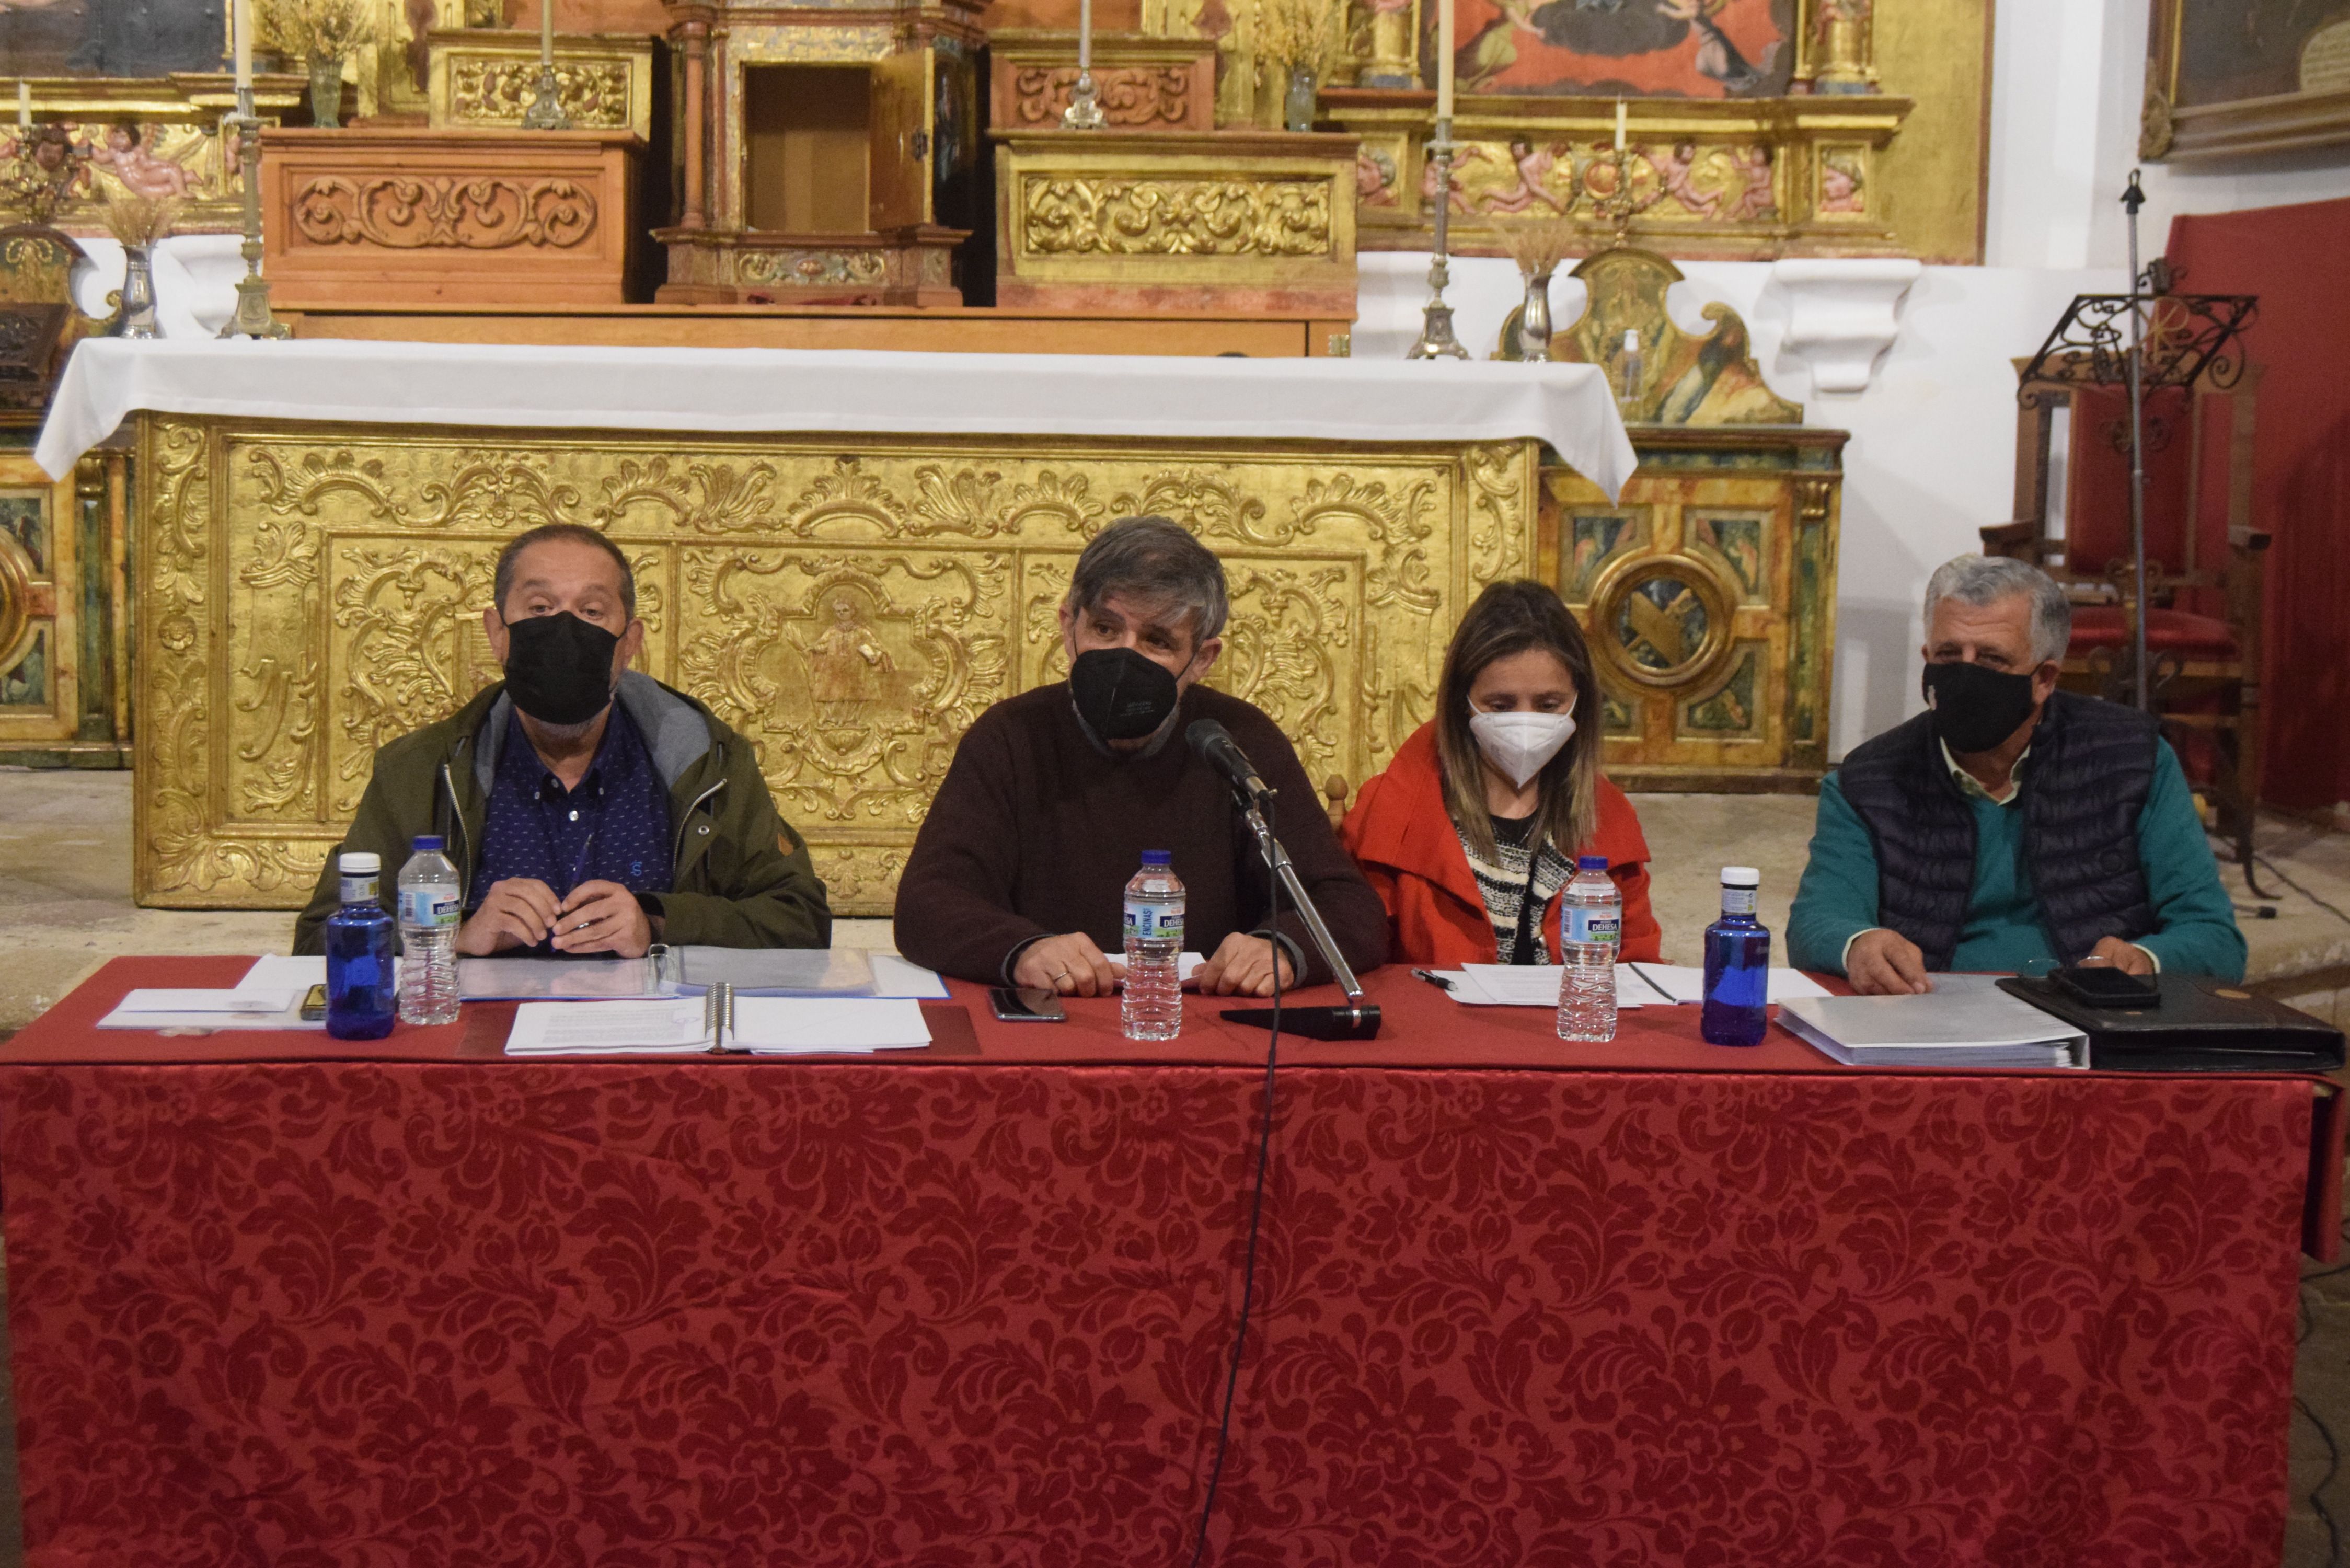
top-left (1496, 216), bottom-right (1579, 279)
top-left (101, 192), bottom-right (180, 247)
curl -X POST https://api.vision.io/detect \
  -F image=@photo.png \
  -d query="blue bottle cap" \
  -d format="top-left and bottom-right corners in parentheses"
top-left (1142, 850), bottom-right (1172, 866)
top-left (413, 835), bottom-right (445, 852)
top-left (1576, 855), bottom-right (1608, 871)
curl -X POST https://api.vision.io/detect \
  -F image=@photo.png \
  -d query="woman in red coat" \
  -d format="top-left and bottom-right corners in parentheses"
top-left (1340, 579), bottom-right (1662, 965)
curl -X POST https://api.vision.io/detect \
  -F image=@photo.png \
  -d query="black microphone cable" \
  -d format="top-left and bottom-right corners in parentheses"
top-left (1189, 791), bottom-right (1281, 1568)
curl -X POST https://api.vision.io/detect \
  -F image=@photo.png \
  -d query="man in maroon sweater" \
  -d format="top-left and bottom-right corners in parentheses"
top-left (894, 517), bottom-right (1389, 998)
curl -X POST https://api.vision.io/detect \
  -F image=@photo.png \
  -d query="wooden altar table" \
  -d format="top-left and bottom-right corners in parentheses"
top-left (0, 957), bottom-right (2336, 1566)
top-left (34, 340), bottom-right (1635, 916)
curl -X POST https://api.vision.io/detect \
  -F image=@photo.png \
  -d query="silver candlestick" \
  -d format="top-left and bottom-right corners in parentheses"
top-left (1061, 71), bottom-right (1106, 130)
top-left (1407, 120), bottom-right (1469, 359)
top-left (522, 62), bottom-right (571, 129)
top-left (220, 92), bottom-right (288, 340)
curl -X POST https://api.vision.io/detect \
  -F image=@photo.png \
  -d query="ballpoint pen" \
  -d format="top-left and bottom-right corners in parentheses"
top-left (1410, 968), bottom-right (1455, 993)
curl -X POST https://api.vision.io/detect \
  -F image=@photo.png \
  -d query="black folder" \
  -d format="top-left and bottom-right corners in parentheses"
top-left (1999, 973), bottom-right (2345, 1073)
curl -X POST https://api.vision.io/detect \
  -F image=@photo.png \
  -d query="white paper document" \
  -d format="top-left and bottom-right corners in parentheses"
top-left (869, 953), bottom-right (951, 999)
top-left (1446, 965), bottom-right (1651, 1008)
top-left (1622, 964), bottom-right (1832, 1004)
top-left (674, 946), bottom-right (874, 996)
top-left (99, 965), bottom-right (322, 1030)
top-left (504, 995), bottom-right (932, 1056)
top-left (1777, 991), bottom-right (2087, 1069)
top-left (458, 956), bottom-right (672, 1002)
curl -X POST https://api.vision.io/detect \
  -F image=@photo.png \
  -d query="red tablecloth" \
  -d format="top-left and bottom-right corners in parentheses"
top-left (0, 958), bottom-right (2337, 1567)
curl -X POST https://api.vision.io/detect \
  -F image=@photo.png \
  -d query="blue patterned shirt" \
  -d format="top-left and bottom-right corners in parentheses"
top-left (471, 704), bottom-right (673, 942)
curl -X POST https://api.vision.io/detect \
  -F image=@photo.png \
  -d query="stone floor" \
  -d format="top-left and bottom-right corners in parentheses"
top-left (1, 768), bottom-right (2347, 1564)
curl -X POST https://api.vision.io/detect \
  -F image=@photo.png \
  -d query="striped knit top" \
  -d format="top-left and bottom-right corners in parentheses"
top-left (1460, 812), bottom-right (1575, 965)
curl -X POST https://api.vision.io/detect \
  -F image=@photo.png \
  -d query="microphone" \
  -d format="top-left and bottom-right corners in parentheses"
top-left (1186, 719), bottom-right (1272, 802)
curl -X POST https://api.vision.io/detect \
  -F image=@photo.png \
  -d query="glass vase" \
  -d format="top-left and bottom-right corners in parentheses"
top-left (309, 55), bottom-right (345, 127)
top-left (117, 244), bottom-right (159, 340)
top-left (1283, 66), bottom-right (1318, 133)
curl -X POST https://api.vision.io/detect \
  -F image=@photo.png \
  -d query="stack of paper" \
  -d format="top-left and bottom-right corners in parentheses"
top-left (1777, 991), bottom-right (2087, 1069)
top-left (97, 953), bottom-right (341, 1030)
top-left (1434, 964), bottom-right (1833, 1009)
top-left (504, 996), bottom-right (933, 1056)
top-left (1620, 963), bottom-right (1833, 1005)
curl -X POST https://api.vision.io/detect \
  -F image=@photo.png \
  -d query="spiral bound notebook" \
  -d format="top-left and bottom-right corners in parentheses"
top-left (503, 985), bottom-right (932, 1056)
top-left (1777, 990), bottom-right (2089, 1069)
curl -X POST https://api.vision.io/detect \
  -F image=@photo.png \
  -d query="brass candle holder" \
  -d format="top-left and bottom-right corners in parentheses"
top-left (1406, 119), bottom-right (1469, 360)
top-left (220, 92), bottom-right (290, 339)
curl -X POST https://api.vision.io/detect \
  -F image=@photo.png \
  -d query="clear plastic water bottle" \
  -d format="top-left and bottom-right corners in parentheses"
top-left (1122, 850), bottom-right (1184, 1042)
top-left (397, 834), bottom-right (462, 1026)
top-left (1556, 854), bottom-right (1621, 1042)
top-left (1702, 865), bottom-right (1771, 1047)
top-left (325, 851), bottom-right (396, 1041)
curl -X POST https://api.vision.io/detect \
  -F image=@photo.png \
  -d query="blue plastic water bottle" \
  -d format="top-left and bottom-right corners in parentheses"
top-left (325, 851), bottom-right (397, 1040)
top-left (1701, 865), bottom-right (1769, 1047)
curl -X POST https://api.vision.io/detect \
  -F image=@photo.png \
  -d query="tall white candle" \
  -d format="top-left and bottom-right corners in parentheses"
top-left (16, 82), bottom-right (29, 130)
top-left (540, 0), bottom-right (555, 65)
top-left (233, 0), bottom-right (252, 90)
top-left (1615, 98), bottom-right (1627, 152)
top-left (1435, 0), bottom-right (1454, 121)
top-left (1077, 0), bottom-right (1091, 71)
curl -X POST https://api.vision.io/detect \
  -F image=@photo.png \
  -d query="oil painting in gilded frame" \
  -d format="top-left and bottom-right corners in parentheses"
top-left (1433, 0), bottom-right (1798, 99)
top-left (2145, 0), bottom-right (2350, 160)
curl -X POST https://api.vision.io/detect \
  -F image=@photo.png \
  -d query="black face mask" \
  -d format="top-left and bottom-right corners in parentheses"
top-left (1069, 646), bottom-right (1181, 742)
top-left (1922, 659), bottom-right (2041, 755)
top-left (501, 610), bottom-right (620, 727)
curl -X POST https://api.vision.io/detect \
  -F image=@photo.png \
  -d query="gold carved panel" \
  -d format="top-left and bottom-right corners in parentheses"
top-left (135, 417), bottom-right (1539, 913)
top-left (1541, 426), bottom-right (1844, 792)
top-left (427, 30), bottom-right (655, 140)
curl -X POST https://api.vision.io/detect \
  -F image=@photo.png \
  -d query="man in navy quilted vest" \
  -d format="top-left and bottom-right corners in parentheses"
top-left (1788, 554), bottom-right (2244, 995)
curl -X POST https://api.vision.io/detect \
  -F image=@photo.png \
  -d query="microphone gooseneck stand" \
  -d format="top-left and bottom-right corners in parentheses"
top-left (1217, 796), bottom-right (1381, 1041)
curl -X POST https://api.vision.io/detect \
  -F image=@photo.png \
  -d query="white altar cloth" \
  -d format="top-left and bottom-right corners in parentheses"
top-left (36, 338), bottom-right (1637, 500)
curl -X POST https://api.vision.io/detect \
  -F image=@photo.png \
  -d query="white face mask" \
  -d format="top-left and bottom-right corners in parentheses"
top-left (1468, 703), bottom-right (1577, 788)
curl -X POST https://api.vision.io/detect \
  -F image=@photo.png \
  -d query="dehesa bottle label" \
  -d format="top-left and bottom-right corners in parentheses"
top-left (402, 889), bottom-right (460, 928)
top-left (1566, 907), bottom-right (1620, 946)
top-left (1124, 901), bottom-right (1182, 944)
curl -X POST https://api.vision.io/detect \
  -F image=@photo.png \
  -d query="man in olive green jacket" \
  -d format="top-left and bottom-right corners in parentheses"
top-left (294, 673), bottom-right (831, 954)
top-left (294, 524), bottom-right (829, 955)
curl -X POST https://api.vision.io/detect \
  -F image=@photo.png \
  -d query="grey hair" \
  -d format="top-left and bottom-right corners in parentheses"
top-left (1067, 516), bottom-right (1230, 645)
top-left (1923, 554), bottom-right (2070, 665)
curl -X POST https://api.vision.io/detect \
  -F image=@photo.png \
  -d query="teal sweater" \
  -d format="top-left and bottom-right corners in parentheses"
top-left (1788, 739), bottom-right (2246, 980)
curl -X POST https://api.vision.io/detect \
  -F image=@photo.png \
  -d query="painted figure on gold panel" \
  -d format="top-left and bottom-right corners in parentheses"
top-left (801, 594), bottom-right (897, 728)
top-left (1724, 144), bottom-right (1777, 220)
top-left (1653, 140), bottom-right (1723, 218)
top-left (1656, 307), bottom-right (1784, 423)
top-left (1819, 152), bottom-right (1865, 214)
top-left (0, 632), bottom-right (45, 706)
top-left (1483, 139), bottom-right (1573, 215)
top-left (0, 495), bottom-right (45, 573)
top-left (1568, 514), bottom-right (1632, 598)
top-left (85, 123), bottom-right (195, 200)
top-left (1697, 515), bottom-right (1765, 597)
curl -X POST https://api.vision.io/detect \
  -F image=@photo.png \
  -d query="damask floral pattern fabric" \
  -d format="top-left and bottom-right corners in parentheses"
top-left (0, 1059), bottom-right (2312, 1566)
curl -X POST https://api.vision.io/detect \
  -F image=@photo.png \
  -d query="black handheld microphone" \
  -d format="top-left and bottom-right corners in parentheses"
top-left (1185, 719), bottom-right (1272, 802)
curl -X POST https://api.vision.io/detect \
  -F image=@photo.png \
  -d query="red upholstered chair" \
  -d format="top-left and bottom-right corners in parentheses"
top-left (1983, 357), bottom-right (2270, 887)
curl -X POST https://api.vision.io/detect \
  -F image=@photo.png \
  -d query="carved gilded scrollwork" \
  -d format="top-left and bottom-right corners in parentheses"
top-left (134, 421), bottom-right (1546, 911)
top-left (290, 176), bottom-right (599, 250)
top-left (1018, 176), bottom-right (1333, 258)
top-left (450, 58), bottom-right (633, 130)
top-left (1009, 66), bottom-right (1195, 128)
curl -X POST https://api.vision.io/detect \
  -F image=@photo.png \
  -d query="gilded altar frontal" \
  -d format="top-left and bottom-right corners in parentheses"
top-left (137, 416), bottom-right (1541, 914)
